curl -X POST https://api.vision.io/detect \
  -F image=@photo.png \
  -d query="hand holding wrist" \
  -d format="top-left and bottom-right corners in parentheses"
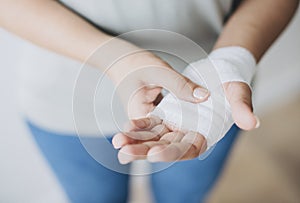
top-left (150, 46), bottom-right (258, 149)
top-left (209, 46), bottom-right (257, 85)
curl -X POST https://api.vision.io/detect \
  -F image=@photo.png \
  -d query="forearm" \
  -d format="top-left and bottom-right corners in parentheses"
top-left (214, 0), bottom-right (299, 61)
top-left (0, 0), bottom-right (140, 70)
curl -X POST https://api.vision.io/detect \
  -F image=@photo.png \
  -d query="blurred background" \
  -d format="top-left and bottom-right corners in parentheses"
top-left (0, 7), bottom-right (299, 203)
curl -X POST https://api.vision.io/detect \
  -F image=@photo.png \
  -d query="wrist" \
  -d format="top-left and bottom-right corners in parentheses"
top-left (182, 46), bottom-right (257, 89)
top-left (208, 46), bottom-right (257, 85)
top-left (107, 51), bottom-right (170, 84)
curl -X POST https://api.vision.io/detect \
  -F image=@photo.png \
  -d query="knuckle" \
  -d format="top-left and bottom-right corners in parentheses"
top-left (174, 77), bottom-right (192, 95)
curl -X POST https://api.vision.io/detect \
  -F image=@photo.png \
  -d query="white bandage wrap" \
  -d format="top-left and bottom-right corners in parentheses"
top-left (150, 46), bottom-right (257, 149)
top-left (209, 46), bottom-right (256, 84)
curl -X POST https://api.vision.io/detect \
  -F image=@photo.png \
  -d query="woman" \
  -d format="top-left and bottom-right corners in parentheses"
top-left (0, 0), bottom-right (298, 202)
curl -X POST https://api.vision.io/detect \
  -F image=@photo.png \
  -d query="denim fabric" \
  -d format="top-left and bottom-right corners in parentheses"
top-left (27, 121), bottom-right (239, 203)
top-left (150, 125), bottom-right (239, 203)
top-left (27, 121), bottom-right (130, 203)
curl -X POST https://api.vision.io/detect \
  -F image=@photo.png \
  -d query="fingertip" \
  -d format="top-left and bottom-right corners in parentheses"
top-left (231, 97), bottom-right (257, 131)
top-left (173, 76), bottom-right (209, 103)
top-left (112, 133), bottom-right (131, 149)
top-left (118, 150), bottom-right (131, 165)
top-left (147, 145), bottom-right (166, 162)
top-left (234, 112), bottom-right (257, 131)
top-left (199, 140), bottom-right (207, 154)
top-left (132, 118), bottom-right (149, 129)
top-left (254, 115), bottom-right (260, 129)
top-left (112, 133), bottom-right (123, 149)
top-left (118, 146), bottom-right (135, 164)
top-left (226, 81), bottom-right (258, 130)
top-left (132, 116), bottom-right (162, 129)
top-left (192, 87), bottom-right (210, 102)
top-left (147, 145), bottom-right (180, 162)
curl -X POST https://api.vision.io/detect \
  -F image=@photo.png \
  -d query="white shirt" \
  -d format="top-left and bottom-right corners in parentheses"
top-left (17, 0), bottom-right (232, 136)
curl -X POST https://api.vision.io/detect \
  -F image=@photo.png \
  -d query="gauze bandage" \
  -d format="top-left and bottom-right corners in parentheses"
top-left (150, 46), bottom-right (256, 149)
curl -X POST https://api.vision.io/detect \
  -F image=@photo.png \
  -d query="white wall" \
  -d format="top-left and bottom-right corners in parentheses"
top-left (0, 32), bottom-right (69, 202)
top-left (254, 9), bottom-right (300, 113)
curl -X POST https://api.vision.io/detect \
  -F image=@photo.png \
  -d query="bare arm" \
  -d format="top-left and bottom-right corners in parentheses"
top-left (112, 0), bottom-right (300, 163)
top-left (214, 0), bottom-right (299, 131)
top-left (0, 0), bottom-right (139, 69)
top-left (0, 0), bottom-right (140, 85)
top-left (0, 0), bottom-right (208, 119)
top-left (214, 0), bottom-right (299, 61)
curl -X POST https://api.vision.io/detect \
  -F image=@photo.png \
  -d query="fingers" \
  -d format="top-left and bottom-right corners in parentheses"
top-left (112, 131), bottom-right (159, 149)
top-left (112, 133), bottom-right (135, 149)
top-left (147, 143), bottom-right (190, 162)
top-left (172, 75), bottom-right (209, 102)
top-left (148, 131), bottom-right (207, 162)
top-left (127, 90), bottom-right (154, 119)
top-left (123, 124), bottom-right (168, 140)
top-left (131, 116), bottom-right (162, 129)
top-left (112, 123), bottom-right (168, 149)
top-left (147, 131), bottom-right (185, 162)
top-left (144, 87), bottom-right (162, 104)
top-left (118, 140), bottom-right (169, 164)
top-left (118, 144), bottom-right (149, 164)
top-left (224, 82), bottom-right (260, 130)
top-left (117, 131), bottom-right (182, 164)
top-left (126, 86), bottom-right (161, 119)
top-left (181, 131), bottom-right (207, 156)
top-left (160, 131), bottom-right (185, 142)
top-left (116, 130), bottom-right (207, 164)
top-left (145, 67), bottom-right (210, 103)
top-left (112, 131), bottom-right (158, 150)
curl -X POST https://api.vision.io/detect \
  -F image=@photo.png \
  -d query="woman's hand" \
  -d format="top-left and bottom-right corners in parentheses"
top-left (106, 51), bottom-right (209, 119)
top-left (112, 81), bottom-right (258, 164)
top-left (113, 116), bottom-right (207, 164)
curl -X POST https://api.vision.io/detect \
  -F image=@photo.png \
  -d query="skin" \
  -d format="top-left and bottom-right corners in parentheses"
top-left (0, 0), bottom-right (209, 119)
top-left (112, 0), bottom-right (299, 164)
top-left (0, 0), bottom-right (298, 163)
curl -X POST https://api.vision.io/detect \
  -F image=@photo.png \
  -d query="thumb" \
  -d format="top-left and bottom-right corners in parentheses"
top-left (145, 66), bottom-right (210, 103)
top-left (224, 82), bottom-right (260, 130)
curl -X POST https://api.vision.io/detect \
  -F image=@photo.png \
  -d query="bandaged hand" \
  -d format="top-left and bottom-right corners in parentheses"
top-left (113, 46), bottom-right (260, 164)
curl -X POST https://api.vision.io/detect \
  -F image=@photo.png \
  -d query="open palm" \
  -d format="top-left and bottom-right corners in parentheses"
top-left (112, 82), bottom-right (259, 164)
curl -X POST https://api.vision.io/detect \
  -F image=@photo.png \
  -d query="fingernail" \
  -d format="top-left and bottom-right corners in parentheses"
top-left (112, 140), bottom-right (122, 149)
top-left (254, 115), bottom-right (260, 128)
top-left (193, 88), bottom-right (209, 100)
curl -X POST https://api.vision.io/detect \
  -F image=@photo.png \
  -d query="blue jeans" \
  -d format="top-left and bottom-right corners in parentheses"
top-left (27, 121), bottom-right (239, 203)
